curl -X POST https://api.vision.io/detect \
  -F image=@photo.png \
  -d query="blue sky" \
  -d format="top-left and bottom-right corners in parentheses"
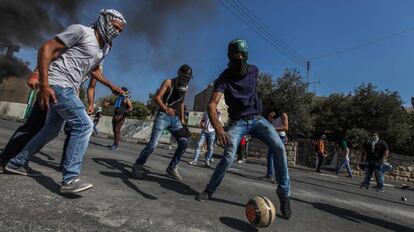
top-left (16, 0), bottom-right (414, 107)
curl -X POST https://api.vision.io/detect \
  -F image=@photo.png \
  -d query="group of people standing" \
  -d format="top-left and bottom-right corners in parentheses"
top-left (314, 132), bottom-right (392, 193)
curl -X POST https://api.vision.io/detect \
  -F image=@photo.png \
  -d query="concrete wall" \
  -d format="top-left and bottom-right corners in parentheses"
top-left (0, 101), bottom-right (27, 119)
top-left (0, 76), bottom-right (31, 104)
top-left (193, 84), bottom-right (229, 124)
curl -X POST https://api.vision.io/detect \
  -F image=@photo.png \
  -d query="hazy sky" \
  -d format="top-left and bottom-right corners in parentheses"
top-left (14, 0), bottom-right (414, 107)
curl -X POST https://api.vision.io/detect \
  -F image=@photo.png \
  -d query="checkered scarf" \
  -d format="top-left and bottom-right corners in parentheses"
top-left (91, 9), bottom-right (126, 44)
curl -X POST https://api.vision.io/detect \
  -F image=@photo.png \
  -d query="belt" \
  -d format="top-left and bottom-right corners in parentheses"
top-left (232, 114), bottom-right (261, 121)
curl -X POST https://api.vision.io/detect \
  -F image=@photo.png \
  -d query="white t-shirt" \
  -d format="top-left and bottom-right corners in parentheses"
top-left (272, 116), bottom-right (286, 137)
top-left (203, 111), bottom-right (221, 133)
top-left (48, 24), bottom-right (110, 92)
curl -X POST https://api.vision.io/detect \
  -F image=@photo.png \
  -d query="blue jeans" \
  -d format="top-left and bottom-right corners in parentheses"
top-left (135, 111), bottom-right (188, 169)
top-left (93, 122), bottom-right (99, 135)
top-left (9, 86), bottom-right (93, 183)
top-left (361, 161), bottom-right (385, 189)
top-left (337, 159), bottom-right (352, 176)
top-left (205, 117), bottom-right (290, 197)
top-left (266, 135), bottom-right (286, 177)
top-left (192, 130), bottom-right (216, 161)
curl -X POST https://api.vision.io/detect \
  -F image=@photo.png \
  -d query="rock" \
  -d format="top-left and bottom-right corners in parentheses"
top-left (400, 171), bottom-right (411, 178)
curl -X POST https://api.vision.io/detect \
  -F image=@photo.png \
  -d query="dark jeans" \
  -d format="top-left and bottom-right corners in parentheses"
top-left (316, 153), bottom-right (324, 172)
top-left (0, 101), bottom-right (46, 163)
top-left (237, 143), bottom-right (246, 161)
top-left (112, 114), bottom-right (127, 146)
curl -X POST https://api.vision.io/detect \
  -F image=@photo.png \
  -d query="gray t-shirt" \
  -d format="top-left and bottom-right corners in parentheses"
top-left (48, 24), bottom-right (110, 92)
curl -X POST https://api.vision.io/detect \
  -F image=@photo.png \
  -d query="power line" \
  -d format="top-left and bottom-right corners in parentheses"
top-left (232, 0), bottom-right (308, 64)
top-left (311, 25), bottom-right (414, 60)
top-left (218, 0), bottom-right (307, 67)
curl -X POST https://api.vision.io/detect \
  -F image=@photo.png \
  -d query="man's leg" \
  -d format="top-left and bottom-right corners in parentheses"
top-left (6, 106), bottom-right (64, 176)
top-left (197, 120), bottom-right (246, 198)
top-left (345, 160), bottom-right (353, 177)
top-left (190, 132), bottom-right (207, 163)
top-left (316, 154), bottom-right (324, 172)
top-left (60, 123), bottom-right (72, 170)
top-left (167, 116), bottom-right (189, 179)
top-left (265, 149), bottom-right (274, 177)
top-left (131, 112), bottom-right (169, 179)
top-left (205, 132), bottom-right (216, 164)
top-left (375, 163), bottom-right (385, 192)
top-left (1, 101), bottom-right (47, 163)
top-left (361, 162), bottom-right (375, 188)
top-left (250, 117), bottom-right (292, 219)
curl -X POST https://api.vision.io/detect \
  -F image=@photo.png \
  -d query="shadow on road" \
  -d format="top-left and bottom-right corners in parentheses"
top-left (292, 178), bottom-right (414, 208)
top-left (292, 197), bottom-right (413, 232)
top-left (219, 217), bottom-right (258, 232)
top-left (93, 158), bottom-right (157, 200)
top-left (89, 140), bottom-right (110, 148)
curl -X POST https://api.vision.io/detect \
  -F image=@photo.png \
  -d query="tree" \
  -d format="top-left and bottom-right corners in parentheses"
top-left (146, 93), bottom-right (158, 117)
top-left (256, 69), bottom-right (315, 138)
top-left (130, 100), bottom-right (150, 120)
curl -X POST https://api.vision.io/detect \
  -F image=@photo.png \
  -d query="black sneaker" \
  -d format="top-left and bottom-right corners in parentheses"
top-left (166, 167), bottom-right (182, 180)
top-left (195, 190), bottom-right (212, 201)
top-left (360, 184), bottom-right (369, 189)
top-left (277, 188), bottom-right (292, 220)
top-left (131, 164), bottom-right (144, 179)
top-left (5, 163), bottom-right (42, 176)
top-left (60, 178), bottom-right (93, 193)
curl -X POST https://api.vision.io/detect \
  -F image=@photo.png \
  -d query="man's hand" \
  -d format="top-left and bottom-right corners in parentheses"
top-left (164, 107), bottom-right (176, 116)
top-left (87, 105), bottom-right (94, 115)
top-left (111, 85), bottom-right (124, 95)
top-left (27, 77), bottom-right (39, 89)
top-left (38, 86), bottom-right (57, 110)
top-left (216, 128), bottom-right (230, 147)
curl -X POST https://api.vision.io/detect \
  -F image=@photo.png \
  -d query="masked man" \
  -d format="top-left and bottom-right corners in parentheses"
top-left (131, 65), bottom-right (193, 180)
top-left (195, 39), bottom-right (292, 220)
top-left (5, 9), bottom-right (126, 194)
top-left (360, 132), bottom-right (390, 192)
top-left (110, 87), bottom-right (133, 150)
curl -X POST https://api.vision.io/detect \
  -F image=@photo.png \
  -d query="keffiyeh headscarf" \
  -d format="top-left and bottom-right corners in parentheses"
top-left (91, 9), bottom-right (126, 44)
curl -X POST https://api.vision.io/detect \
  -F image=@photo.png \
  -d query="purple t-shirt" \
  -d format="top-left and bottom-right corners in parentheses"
top-left (213, 65), bottom-right (262, 120)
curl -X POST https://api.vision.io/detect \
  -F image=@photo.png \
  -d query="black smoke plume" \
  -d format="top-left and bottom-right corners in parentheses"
top-left (0, 55), bottom-right (31, 78)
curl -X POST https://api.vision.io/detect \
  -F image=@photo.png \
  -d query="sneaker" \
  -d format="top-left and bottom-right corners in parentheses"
top-left (195, 190), bottom-right (212, 201)
top-left (60, 178), bottom-right (93, 193)
top-left (5, 163), bottom-right (42, 176)
top-left (210, 158), bottom-right (214, 163)
top-left (131, 164), bottom-right (144, 179)
top-left (237, 160), bottom-right (243, 164)
top-left (377, 188), bottom-right (385, 193)
top-left (260, 175), bottom-right (272, 180)
top-left (360, 184), bottom-right (369, 189)
top-left (166, 167), bottom-right (182, 180)
top-left (188, 160), bottom-right (198, 166)
top-left (277, 188), bottom-right (292, 220)
top-left (205, 160), bottom-right (211, 168)
top-left (109, 145), bottom-right (118, 151)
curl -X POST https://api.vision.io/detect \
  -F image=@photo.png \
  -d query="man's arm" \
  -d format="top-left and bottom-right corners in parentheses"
top-left (179, 101), bottom-right (185, 124)
top-left (37, 38), bottom-right (67, 109)
top-left (200, 118), bottom-right (206, 128)
top-left (125, 98), bottom-right (133, 112)
top-left (86, 78), bottom-right (97, 114)
top-left (90, 66), bottom-right (123, 95)
top-left (276, 113), bottom-right (289, 131)
top-left (154, 80), bottom-right (175, 116)
top-left (208, 92), bottom-right (229, 146)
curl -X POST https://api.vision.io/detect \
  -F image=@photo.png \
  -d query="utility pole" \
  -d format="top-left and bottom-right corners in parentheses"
top-left (306, 61), bottom-right (310, 90)
top-left (306, 61), bottom-right (320, 92)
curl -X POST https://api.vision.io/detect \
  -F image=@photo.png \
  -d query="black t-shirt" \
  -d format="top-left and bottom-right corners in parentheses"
top-left (94, 112), bottom-right (102, 123)
top-left (364, 139), bottom-right (389, 161)
top-left (213, 65), bottom-right (262, 120)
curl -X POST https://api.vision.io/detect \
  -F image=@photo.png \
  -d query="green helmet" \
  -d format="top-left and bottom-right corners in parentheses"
top-left (228, 39), bottom-right (248, 58)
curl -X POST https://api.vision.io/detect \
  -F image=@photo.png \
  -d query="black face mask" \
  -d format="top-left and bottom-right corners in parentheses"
top-left (228, 58), bottom-right (249, 78)
top-left (175, 74), bottom-right (192, 93)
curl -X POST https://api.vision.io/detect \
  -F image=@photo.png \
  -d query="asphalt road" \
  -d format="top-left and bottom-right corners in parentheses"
top-left (0, 119), bottom-right (413, 232)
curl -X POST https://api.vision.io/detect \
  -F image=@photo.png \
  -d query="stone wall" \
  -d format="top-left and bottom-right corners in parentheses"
top-left (247, 138), bottom-right (414, 183)
top-left (347, 150), bottom-right (414, 183)
top-left (247, 138), bottom-right (297, 166)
